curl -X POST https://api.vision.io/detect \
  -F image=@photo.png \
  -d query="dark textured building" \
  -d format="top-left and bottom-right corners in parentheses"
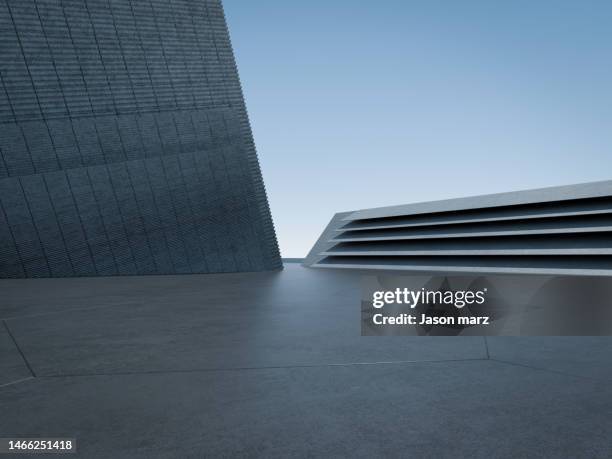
top-left (0, 0), bottom-right (281, 278)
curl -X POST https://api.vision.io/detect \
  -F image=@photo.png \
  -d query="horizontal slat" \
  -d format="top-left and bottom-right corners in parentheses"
top-left (339, 196), bottom-right (612, 232)
top-left (333, 214), bottom-right (612, 242)
top-left (346, 180), bottom-right (612, 221)
top-left (324, 234), bottom-right (612, 256)
top-left (313, 255), bottom-right (612, 276)
top-left (323, 249), bottom-right (612, 256)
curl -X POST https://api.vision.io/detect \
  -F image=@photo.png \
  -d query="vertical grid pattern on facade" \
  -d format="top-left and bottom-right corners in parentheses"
top-left (0, 0), bottom-right (281, 278)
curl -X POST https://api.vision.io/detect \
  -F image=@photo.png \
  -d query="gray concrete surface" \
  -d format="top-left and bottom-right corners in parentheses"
top-left (347, 179), bottom-right (612, 221)
top-left (0, 323), bottom-right (32, 387)
top-left (1, 263), bottom-right (611, 458)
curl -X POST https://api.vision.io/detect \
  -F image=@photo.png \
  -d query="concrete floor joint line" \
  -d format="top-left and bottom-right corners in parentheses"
top-left (2, 319), bottom-right (37, 378)
top-left (0, 376), bottom-right (36, 389)
top-left (487, 357), bottom-right (603, 382)
top-left (483, 336), bottom-right (491, 359)
top-left (0, 302), bottom-right (139, 322)
top-left (36, 357), bottom-right (492, 379)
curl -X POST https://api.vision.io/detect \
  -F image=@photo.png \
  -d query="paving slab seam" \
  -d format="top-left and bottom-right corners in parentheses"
top-left (0, 376), bottom-right (36, 389)
top-left (483, 336), bottom-right (491, 359)
top-left (2, 320), bottom-right (36, 378)
top-left (33, 357), bottom-right (491, 379)
top-left (0, 302), bottom-right (145, 321)
top-left (488, 357), bottom-right (608, 382)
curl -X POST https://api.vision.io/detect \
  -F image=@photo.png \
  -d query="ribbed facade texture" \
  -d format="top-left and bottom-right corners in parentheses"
top-left (0, 0), bottom-right (281, 278)
top-left (305, 181), bottom-right (612, 276)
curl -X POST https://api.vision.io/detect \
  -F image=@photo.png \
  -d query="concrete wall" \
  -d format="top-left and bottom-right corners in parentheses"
top-left (0, 0), bottom-right (281, 278)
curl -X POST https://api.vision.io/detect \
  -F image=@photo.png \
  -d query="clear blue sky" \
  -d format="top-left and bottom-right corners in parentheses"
top-left (224, 0), bottom-right (612, 257)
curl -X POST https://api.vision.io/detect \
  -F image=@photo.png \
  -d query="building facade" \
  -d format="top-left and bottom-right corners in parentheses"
top-left (305, 181), bottom-right (612, 276)
top-left (0, 0), bottom-right (281, 278)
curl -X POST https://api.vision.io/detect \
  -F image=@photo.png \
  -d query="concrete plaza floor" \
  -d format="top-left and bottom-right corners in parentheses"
top-left (1, 263), bottom-right (611, 458)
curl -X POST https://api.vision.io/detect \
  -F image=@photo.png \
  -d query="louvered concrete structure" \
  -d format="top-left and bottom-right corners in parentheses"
top-left (304, 180), bottom-right (612, 276)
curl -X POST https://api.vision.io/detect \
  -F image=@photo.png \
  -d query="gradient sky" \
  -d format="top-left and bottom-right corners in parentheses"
top-left (223, 0), bottom-right (612, 257)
